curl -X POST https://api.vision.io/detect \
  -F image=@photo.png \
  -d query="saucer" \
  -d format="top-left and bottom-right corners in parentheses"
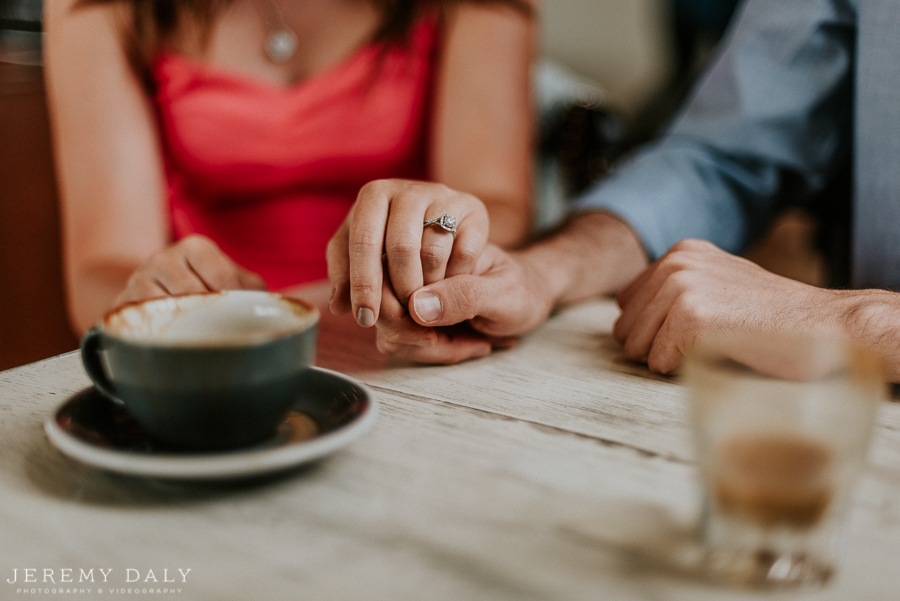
top-left (44, 367), bottom-right (378, 480)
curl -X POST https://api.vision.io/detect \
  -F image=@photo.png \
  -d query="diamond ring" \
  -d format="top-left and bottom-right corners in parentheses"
top-left (423, 214), bottom-right (458, 238)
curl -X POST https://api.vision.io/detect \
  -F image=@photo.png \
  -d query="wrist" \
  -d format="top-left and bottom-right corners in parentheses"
top-left (833, 288), bottom-right (900, 339)
top-left (831, 289), bottom-right (900, 382)
top-left (516, 211), bottom-right (649, 308)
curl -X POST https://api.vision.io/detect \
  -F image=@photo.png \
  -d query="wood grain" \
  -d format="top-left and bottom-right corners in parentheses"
top-left (0, 296), bottom-right (898, 600)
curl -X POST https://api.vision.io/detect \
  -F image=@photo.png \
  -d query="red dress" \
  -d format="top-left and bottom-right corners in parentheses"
top-left (152, 20), bottom-right (439, 290)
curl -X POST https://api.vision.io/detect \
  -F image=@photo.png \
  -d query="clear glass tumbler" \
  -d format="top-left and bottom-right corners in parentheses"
top-left (684, 333), bottom-right (885, 589)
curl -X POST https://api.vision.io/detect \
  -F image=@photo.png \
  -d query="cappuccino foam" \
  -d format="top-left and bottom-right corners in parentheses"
top-left (104, 291), bottom-right (316, 347)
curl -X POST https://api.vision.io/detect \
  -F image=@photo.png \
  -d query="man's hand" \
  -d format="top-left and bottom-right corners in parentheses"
top-left (362, 211), bottom-right (649, 364)
top-left (613, 239), bottom-right (835, 374)
top-left (368, 244), bottom-right (554, 363)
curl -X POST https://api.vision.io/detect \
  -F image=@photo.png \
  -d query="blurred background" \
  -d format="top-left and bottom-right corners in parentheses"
top-left (0, 0), bottom-right (820, 371)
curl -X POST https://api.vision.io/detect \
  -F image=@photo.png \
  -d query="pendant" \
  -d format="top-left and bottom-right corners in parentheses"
top-left (265, 27), bottom-right (298, 63)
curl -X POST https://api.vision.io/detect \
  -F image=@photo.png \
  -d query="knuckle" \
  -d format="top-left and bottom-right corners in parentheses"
top-left (180, 234), bottom-right (213, 252)
top-left (348, 234), bottom-right (384, 258)
top-left (349, 281), bottom-right (380, 298)
top-left (361, 179), bottom-right (389, 196)
top-left (622, 338), bottom-right (647, 362)
top-left (425, 182), bottom-right (451, 197)
top-left (123, 279), bottom-right (153, 299)
top-left (646, 353), bottom-right (666, 374)
top-left (669, 239), bottom-right (695, 253)
top-left (451, 247), bottom-right (480, 269)
top-left (666, 270), bottom-right (695, 292)
top-left (671, 238), bottom-right (707, 253)
top-left (145, 252), bottom-right (177, 274)
top-left (647, 345), bottom-right (679, 375)
top-left (219, 270), bottom-right (244, 290)
top-left (691, 238), bottom-right (717, 252)
top-left (657, 253), bottom-right (691, 274)
top-left (438, 184), bottom-right (458, 202)
top-left (670, 291), bottom-right (702, 321)
top-left (384, 238), bottom-right (419, 259)
top-left (420, 245), bottom-right (447, 270)
top-left (463, 191), bottom-right (486, 213)
top-left (144, 252), bottom-right (165, 269)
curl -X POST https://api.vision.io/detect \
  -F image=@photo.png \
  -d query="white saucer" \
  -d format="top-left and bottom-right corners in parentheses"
top-left (44, 367), bottom-right (378, 480)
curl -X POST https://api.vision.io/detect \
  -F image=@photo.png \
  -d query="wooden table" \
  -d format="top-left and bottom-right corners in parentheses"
top-left (1, 289), bottom-right (899, 600)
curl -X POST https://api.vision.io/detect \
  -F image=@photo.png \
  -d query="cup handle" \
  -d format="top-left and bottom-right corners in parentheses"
top-left (80, 328), bottom-right (120, 402)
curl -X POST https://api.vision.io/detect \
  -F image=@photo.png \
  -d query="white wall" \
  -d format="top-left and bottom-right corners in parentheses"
top-left (540, 0), bottom-right (676, 118)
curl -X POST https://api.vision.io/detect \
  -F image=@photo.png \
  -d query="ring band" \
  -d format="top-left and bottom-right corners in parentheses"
top-left (423, 214), bottom-right (458, 238)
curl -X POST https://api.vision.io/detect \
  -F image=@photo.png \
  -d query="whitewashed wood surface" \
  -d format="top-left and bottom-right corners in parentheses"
top-left (1, 291), bottom-right (899, 601)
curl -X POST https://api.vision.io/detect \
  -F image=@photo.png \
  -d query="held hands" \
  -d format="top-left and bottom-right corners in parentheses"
top-left (327, 179), bottom-right (552, 363)
top-left (327, 179), bottom-right (490, 324)
top-left (327, 179), bottom-right (491, 362)
top-left (368, 245), bottom-right (552, 363)
top-left (114, 235), bottom-right (267, 307)
top-left (377, 244), bottom-right (555, 362)
top-left (613, 239), bottom-right (829, 375)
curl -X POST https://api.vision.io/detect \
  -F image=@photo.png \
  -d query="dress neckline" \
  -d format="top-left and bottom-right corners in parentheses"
top-left (154, 36), bottom-right (381, 94)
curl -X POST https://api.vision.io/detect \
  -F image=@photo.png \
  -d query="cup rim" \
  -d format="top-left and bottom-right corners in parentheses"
top-left (95, 290), bottom-right (320, 348)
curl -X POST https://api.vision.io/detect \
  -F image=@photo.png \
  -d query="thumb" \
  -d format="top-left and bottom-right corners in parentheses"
top-left (410, 274), bottom-right (494, 327)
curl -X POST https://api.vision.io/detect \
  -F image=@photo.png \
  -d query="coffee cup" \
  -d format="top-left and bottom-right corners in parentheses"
top-left (80, 290), bottom-right (319, 451)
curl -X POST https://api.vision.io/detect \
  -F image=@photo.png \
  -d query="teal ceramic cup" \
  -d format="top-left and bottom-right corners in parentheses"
top-left (81, 290), bottom-right (319, 451)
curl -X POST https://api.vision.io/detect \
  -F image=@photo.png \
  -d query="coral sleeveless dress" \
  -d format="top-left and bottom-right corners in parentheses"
top-left (151, 19), bottom-right (439, 290)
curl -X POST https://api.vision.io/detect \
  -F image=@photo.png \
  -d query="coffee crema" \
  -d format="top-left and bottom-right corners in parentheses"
top-left (713, 434), bottom-right (834, 530)
top-left (104, 291), bottom-right (316, 346)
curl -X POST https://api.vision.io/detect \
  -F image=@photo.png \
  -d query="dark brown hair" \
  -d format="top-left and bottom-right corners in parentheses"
top-left (78, 0), bottom-right (531, 87)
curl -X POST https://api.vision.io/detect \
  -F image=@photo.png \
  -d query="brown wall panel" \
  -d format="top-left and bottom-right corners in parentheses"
top-left (0, 62), bottom-right (79, 370)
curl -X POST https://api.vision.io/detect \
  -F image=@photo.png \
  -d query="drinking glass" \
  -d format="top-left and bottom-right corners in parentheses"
top-left (683, 332), bottom-right (885, 589)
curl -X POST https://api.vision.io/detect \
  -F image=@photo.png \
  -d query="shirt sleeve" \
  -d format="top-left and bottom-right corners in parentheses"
top-left (571, 0), bottom-right (856, 260)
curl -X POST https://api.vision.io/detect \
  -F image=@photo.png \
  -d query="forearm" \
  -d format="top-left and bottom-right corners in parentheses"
top-left (514, 211), bottom-right (649, 308)
top-left (432, 1), bottom-right (535, 251)
top-left (65, 262), bottom-right (138, 335)
top-left (829, 289), bottom-right (900, 383)
top-left (713, 282), bottom-right (900, 383)
top-left (483, 194), bottom-right (532, 249)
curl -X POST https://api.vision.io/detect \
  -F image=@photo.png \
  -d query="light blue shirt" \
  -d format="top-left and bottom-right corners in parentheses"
top-left (573, 0), bottom-right (856, 262)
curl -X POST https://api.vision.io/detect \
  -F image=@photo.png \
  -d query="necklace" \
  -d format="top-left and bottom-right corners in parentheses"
top-left (261, 0), bottom-right (298, 63)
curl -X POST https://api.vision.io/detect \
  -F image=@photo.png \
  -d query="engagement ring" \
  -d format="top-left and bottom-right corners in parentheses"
top-left (423, 214), bottom-right (458, 238)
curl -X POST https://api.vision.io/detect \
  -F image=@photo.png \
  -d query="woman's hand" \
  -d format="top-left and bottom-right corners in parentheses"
top-left (327, 179), bottom-right (490, 326)
top-left (114, 235), bottom-right (267, 307)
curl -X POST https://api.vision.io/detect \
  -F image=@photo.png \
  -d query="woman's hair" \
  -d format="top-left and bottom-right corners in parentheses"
top-left (77, 0), bottom-right (531, 87)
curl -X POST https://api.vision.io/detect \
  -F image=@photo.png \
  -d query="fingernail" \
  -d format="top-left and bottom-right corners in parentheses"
top-left (413, 292), bottom-right (442, 323)
top-left (357, 307), bottom-right (375, 327)
top-left (328, 287), bottom-right (336, 311)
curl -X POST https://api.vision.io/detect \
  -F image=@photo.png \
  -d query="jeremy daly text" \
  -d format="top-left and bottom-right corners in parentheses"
top-left (6, 569), bottom-right (191, 584)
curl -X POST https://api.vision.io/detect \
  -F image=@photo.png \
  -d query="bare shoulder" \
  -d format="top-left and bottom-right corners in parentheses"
top-left (449, 0), bottom-right (538, 20)
top-left (43, 0), bottom-right (80, 23)
top-left (510, 0), bottom-right (539, 13)
top-left (43, 0), bottom-right (130, 32)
